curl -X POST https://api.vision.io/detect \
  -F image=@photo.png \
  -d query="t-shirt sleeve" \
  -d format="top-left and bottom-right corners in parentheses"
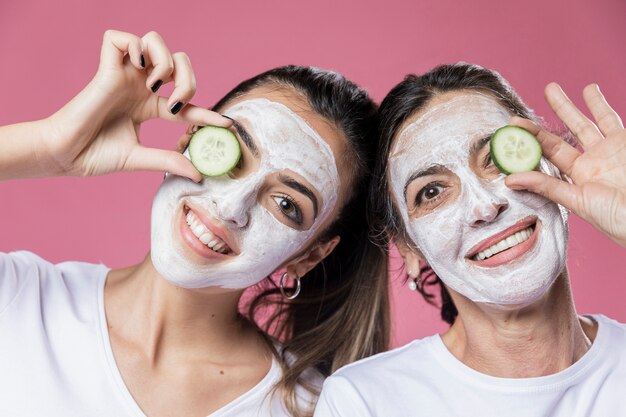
top-left (0, 251), bottom-right (44, 313)
top-left (314, 375), bottom-right (372, 417)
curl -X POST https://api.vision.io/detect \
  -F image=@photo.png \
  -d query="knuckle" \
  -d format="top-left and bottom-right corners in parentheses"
top-left (144, 30), bottom-right (161, 40)
top-left (572, 121), bottom-right (592, 137)
top-left (597, 112), bottom-right (617, 128)
top-left (103, 29), bottom-right (117, 41)
top-left (155, 61), bottom-right (174, 74)
top-left (173, 51), bottom-right (190, 62)
top-left (131, 36), bottom-right (142, 49)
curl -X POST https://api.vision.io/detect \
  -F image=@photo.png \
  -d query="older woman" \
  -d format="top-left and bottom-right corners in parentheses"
top-left (315, 63), bottom-right (626, 416)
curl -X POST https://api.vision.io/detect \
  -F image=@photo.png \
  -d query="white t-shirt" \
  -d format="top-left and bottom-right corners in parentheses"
top-left (0, 251), bottom-right (318, 417)
top-left (315, 314), bottom-right (626, 417)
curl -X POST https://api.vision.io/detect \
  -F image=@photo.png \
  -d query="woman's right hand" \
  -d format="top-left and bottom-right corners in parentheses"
top-left (39, 30), bottom-right (231, 181)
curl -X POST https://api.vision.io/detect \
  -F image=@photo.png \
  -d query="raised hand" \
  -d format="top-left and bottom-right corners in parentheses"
top-left (505, 83), bottom-right (626, 247)
top-left (1, 30), bottom-right (231, 182)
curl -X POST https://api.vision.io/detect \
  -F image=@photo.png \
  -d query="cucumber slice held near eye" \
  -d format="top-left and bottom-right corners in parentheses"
top-left (489, 125), bottom-right (542, 175)
top-left (188, 126), bottom-right (241, 176)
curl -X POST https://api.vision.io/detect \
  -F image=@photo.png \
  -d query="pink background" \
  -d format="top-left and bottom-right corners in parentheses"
top-left (1, 0), bottom-right (624, 347)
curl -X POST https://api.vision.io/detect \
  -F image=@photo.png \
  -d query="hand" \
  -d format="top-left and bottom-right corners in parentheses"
top-left (43, 30), bottom-right (231, 181)
top-left (505, 83), bottom-right (626, 247)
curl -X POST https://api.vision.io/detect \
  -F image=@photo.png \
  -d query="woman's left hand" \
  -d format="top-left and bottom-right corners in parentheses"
top-left (505, 83), bottom-right (626, 248)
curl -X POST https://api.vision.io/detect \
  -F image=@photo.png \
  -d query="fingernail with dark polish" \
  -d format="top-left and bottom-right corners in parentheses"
top-left (140, 54), bottom-right (146, 68)
top-left (151, 80), bottom-right (163, 93)
top-left (170, 102), bottom-right (184, 115)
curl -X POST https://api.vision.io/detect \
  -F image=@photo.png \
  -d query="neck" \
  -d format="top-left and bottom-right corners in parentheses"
top-left (105, 254), bottom-right (265, 365)
top-left (441, 272), bottom-right (596, 378)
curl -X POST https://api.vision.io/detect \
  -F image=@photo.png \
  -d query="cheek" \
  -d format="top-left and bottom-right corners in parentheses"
top-left (409, 204), bottom-right (464, 254)
top-left (238, 205), bottom-right (314, 267)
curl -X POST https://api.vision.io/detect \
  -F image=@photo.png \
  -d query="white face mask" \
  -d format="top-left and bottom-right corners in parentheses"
top-left (150, 98), bottom-right (340, 289)
top-left (390, 94), bottom-right (568, 306)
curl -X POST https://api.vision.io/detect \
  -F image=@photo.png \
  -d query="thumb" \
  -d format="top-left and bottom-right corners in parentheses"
top-left (124, 146), bottom-right (203, 182)
top-left (505, 171), bottom-right (582, 214)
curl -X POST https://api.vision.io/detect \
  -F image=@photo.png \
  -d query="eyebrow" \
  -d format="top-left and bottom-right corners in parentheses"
top-left (229, 118), bottom-right (259, 157)
top-left (278, 174), bottom-right (319, 218)
top-left (470, 134), bottom-right (492, 156)
top-left (403, 165), bottom-right (448, 201)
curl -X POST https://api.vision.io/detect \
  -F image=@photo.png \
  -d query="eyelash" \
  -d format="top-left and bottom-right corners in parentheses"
top-left (415, 182), bottom-right (445, 206)
top-left (484, 152), bottom-right (496, 169)
top-left (272, 194), bottom-right (303, 225)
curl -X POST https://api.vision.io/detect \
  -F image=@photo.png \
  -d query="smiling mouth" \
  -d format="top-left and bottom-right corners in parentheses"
top-left (473, 224), bottom-right (536, 261)
top-left (184, 208), bottom-right (233, 255)
top-left (465, 218), bottom-right (539, 267)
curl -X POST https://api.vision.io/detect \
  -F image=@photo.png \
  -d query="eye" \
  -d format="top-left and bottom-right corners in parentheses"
top-left (483, 151), bottom-right (495, 169)
top-left (272, 195), bottom-right (303, 225)
top-left (415, 183), bottom-right (445, 206)
top-left (227, 138), bottom-right (245, 177)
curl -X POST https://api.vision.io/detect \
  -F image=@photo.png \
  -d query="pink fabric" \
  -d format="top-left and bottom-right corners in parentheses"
top-left (0, 0), bottom-right (624, 348)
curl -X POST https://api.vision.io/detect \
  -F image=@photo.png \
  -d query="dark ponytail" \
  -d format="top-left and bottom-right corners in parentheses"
top-left (214, 66), bottom-right (389, 417)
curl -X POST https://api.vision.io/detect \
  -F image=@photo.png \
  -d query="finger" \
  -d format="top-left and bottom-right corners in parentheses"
top-left (100, 30), bottom-right (144, 70)
top-left (176, 131), bottom-right (193, 153)
top-left (166, 52), bottom-right (197, 114)
top-left (583, 84), bottom-right (624, 137)
top-left (505, 171), bottom-right (582, 214)
top-left (125, 146), bottom-right (202, 182)
top-left (141, 31), bottom-right (175, 92)
top-left (544, 82), bottom-right (603, 148)
top-left (509, 116), bottom-right (581, 177)
top-left (154, 96), bottom-right (232, 127)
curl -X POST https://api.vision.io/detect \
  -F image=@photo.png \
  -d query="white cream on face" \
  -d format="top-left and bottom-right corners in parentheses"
top-left (150, 98), bottom-right (339, 289)
top-left (390, 94), bottom-right (568, 305)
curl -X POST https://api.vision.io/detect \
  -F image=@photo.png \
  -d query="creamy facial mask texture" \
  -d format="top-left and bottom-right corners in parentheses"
top-left (151, 98), bottom-right (339, 289)
top-left (390, 94), bottom-right (568, 305)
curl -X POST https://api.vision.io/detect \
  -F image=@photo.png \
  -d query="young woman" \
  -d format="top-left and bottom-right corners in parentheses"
top-left (315, 63), bottom-right (626, 416)
top-left (0, 30), bottom-right (389, 417)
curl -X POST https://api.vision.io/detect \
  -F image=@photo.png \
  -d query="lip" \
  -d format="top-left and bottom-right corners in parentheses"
top-left (178, 204), bottom-right (239, 260)
top-left (466, 216), bottom-right (539, 268)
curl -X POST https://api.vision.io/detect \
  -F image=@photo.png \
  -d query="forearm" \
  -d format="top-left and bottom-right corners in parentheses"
top-left (0, 118), bottom-right (63, 181)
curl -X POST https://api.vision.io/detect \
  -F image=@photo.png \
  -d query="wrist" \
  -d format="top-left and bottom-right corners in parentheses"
top-left (34, 116), bottom-right (68, 177)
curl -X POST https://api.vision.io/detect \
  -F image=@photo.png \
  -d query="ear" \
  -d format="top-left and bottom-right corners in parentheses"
top-left (284, 236), bottom-right (341, 278)
top-left (394, 236), bottom-right (423, 279)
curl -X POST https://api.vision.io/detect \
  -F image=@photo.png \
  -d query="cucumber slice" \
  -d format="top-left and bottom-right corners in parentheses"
top-left (490, 126), bottom-right (542, 174)
top-left (188, 126), bottom-right (241, 176)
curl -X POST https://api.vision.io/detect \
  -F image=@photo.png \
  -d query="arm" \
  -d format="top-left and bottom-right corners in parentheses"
top-left (0, 30), bottom-right (231, 182)
top-left (505, 83), bottom-right (626, 247)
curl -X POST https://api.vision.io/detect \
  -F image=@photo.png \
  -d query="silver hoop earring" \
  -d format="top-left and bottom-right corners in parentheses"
top-left (280, 272), bottom-right (301, 300)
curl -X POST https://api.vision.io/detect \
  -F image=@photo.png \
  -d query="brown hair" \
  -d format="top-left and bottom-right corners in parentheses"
top-left (370, 63), bottom-right (537, 325)
top-left (214, 65), bottom-right (390, 416)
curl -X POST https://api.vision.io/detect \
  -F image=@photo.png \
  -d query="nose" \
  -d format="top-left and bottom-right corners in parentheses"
top-left (215, 198), bottom-right (250, 227)
top-left (211, 177), bottom-right (261, 228)
top-left (465, 182), bottom-right (509, 227)
top-left (470, 200), bottom-right (508, 226)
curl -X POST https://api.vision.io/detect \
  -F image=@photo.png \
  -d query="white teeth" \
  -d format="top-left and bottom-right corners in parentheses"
top-left (506, 236), bottom-right (517, 247)
top-left (184, 209), bottom-right (231, 254)
top-left (473, 226), bottom-right (534, 261)
top-left (199, 233), bottom-right (212, 245)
